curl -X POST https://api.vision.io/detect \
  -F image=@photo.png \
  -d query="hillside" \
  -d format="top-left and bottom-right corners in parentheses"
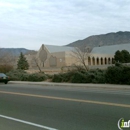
top-left (66, 31), bottom-right (130, 49)
top-left (0, 48), bottom-right (36, 57)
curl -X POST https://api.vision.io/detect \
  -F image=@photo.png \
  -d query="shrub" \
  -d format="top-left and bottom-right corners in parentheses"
top-left (52, 70), bottom-right (77, 82)
top-left (27, 73), bottom-right (47, 82)
top-left (91, 69), bottom-right (106, 83)
top-left (105, 66), bottom-right (123, 84)
top-left (0, 64), bottom-right (13, 73)
top-left (62, 71), bottom-right (77, 82)
top-left (6, 69), bottom-right (47, 81)
top-left (85, 73), bottom-right (96, 83)
top-left (6, 69), bottom-right (27, 81)
top-left (120, 66), bottom-right (130, 84)
top-left (52, 74), bottom-right (64, 82)
top-left (81, 69), bottom-right (106, 83)
top-left (71, 72), bottom-right (87, 83)
top-left (52, 69), bottom-right (106, 83)
top-left (105, 66), bottom-right (130, 84)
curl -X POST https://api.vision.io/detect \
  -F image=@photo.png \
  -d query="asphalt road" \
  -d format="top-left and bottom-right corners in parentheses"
top-left (0, 83), bottom-right (130, 130)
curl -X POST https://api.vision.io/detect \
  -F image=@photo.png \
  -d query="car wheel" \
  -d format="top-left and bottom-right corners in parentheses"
top-left (4, 81), bottom-right (8, 84)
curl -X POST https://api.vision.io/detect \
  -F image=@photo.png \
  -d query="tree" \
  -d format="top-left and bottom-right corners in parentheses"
top-left (71, 46), bottom-right (90, 71)
top-left (17, 52), bottom-right (29, 70)
top-left (114, 50), bottom-right (130, 63)
top-left (114, 50), bottom-right (123, 63)
top-left (0, 49), bottom-right (14, 72)
top-left (121, 50), bottom-right (130, 63)
top-left (32, 56), bottom-right (42, 73)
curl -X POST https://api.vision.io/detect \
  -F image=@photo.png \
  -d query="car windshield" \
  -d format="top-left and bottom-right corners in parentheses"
top-left (0, 73), bottom-right (6, 77)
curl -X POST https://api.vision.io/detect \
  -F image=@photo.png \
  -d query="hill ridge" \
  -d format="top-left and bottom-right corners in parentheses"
top-left (66, 31), bottom-right (130, 49)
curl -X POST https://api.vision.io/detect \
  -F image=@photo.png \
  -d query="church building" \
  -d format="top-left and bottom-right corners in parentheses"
top-left (26, 43), bottom-right (130, 71)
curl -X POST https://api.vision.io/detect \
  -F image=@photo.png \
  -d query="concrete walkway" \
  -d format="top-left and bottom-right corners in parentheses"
top-left (9, 81), bottom-right (130, 90)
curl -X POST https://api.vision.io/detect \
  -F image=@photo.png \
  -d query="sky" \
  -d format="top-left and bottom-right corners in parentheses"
top-left (0, 0), bottom-right (130, 50)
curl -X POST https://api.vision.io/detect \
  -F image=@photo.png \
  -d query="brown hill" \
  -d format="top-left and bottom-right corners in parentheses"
top-left (66, 31), bottom-right (130, 50)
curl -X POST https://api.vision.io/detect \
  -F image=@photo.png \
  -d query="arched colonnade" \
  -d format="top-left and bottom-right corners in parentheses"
top-left (87, 57), bottom-right (114, 65)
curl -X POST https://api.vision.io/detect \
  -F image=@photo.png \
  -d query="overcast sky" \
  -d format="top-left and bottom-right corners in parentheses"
top-left (0, 0), bottom-right (130, 50)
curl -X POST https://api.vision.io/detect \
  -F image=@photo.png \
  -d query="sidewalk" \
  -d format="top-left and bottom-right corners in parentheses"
top-left (9, 81), bottom-right (130, 90)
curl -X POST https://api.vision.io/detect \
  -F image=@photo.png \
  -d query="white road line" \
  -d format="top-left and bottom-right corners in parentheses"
top-left (0, 114), bottom-right (58, 130)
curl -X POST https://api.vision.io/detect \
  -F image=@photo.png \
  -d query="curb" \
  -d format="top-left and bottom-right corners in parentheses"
top-left (9, 81), bottom-right (130, 90)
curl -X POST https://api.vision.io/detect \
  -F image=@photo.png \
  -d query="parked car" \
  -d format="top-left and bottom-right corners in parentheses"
top-left (0, 73), bottom-right (10, 84)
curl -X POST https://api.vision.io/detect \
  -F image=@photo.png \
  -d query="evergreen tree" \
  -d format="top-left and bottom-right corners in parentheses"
top-left (114, 50), bottom-right (130, 63)
top-left (114, 50), bottom-right (123, 63)
top-left (121, 50), bottom-right (130, 63)
top-left (17, 52), bottom-right (29, 70)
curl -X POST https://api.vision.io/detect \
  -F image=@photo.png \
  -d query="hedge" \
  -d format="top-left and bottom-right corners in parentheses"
top-left (6, 69), bottom-right (47, 82)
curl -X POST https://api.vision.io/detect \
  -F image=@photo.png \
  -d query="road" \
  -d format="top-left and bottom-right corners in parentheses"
top-left (0, 83), bottom-right (130, 130)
